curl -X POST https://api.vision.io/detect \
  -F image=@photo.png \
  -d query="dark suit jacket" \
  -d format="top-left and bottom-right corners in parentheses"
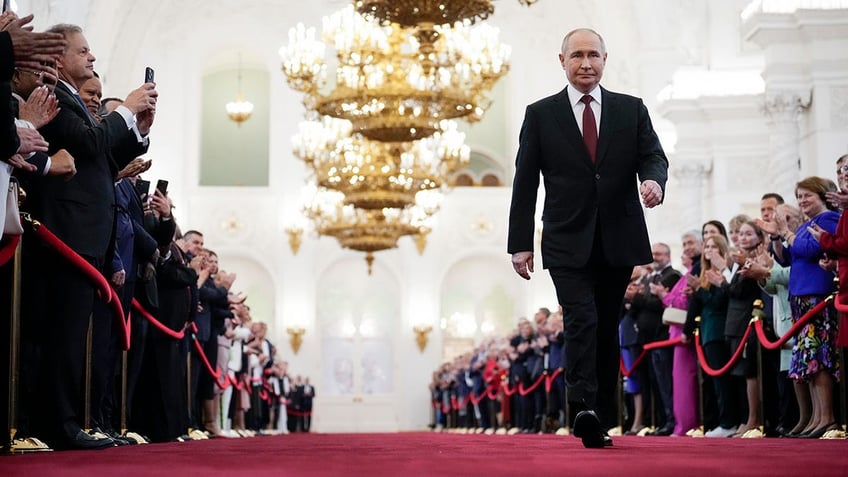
top-left (29, 81), bottom-right (147, 260)
top-left (508, 85), bottom-right (668, 269)
top-left (1, 32), bottom-right (18, 158)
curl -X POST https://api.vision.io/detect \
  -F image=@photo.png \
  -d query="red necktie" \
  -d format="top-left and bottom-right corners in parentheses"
top-left (581, 95), bottom-right (597, 162)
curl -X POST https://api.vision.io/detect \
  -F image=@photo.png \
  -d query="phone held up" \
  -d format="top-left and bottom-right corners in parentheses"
top-left (145, 67), bottom-right (155, 84)
top-left (134, 179), bottom-right (150, 198)
top-left (155, 179), bottom-right (169, 196)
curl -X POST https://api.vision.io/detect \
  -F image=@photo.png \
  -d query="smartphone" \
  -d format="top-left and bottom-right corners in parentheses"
top-left (135, 179), bottom-right (150, 198)
top-left (144, 67), bottom-right (155, 84)
top-left (155, 179), bottom-right (169, 195)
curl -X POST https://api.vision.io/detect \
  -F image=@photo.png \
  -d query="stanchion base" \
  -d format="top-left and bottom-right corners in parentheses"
top-left (739, 427), bottom-right (765, 439)
top-left (123, 431), bottom-right (149, 444)
top-left (637, 426), bottom-right (654, 437)
top-left (606, 426), bottom-right (623, 436)
top-left (821, 428), bottom-right (846, 439)
top-left (6, 436), bottom-right (53, 453)
top-left (554, 427), bottom-right (570, 436)
top-left (188, 428), bottom-right (210, 440)
top-left (686, 427), bottom-right (705, 438)
top-left (495, 427), bottom-right (507, 435)
top-left (483, 428), bottom-right (495, 436)
top-left (506, 427), bottom-right (520, 435)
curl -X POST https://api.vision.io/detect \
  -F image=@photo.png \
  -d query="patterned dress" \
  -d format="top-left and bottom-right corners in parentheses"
top-left (789, 295), bottom-right (840, 382)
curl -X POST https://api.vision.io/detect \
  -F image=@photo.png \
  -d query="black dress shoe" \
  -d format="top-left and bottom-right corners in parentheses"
top-left (68, 430), bottom-right (115, 450)
top-left (802, 422), bottom-right (838, 439)
top-left (602, 434), bottom-right (613, 447)
top-left (573, 410), bottom-right (606, 448)
top-left (651, 425), bottom-right (674, 436)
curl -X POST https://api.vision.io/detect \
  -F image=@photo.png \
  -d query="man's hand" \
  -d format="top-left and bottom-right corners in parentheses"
top-left (825, 190), bottom-right (848, 211)
top-left (123, 83), bottom-right (158, 115)
top-left (3, 14), bottom-right (66, 66)
top-left (111, 269), bottom-right (126, 288)
top-left (640, 180), bottom-right (663, 208)
top-left (15, 127), bottom-right (48, 155)
top-left (4, 154), bottom-right (36, 172)
top-left (48, 149), bottom-right (76, 179)
top-left (511, 251), bottom-right (534, 280)
top-left (137, 108), bottom-right (155, 136)
top-left (807, 222), bottom-right (824, 242)
top-left (117, 157), bottom-right (151, 179)
top-left (18, 85), bottom-right (60, 129)
top-left (150, 189), bottom-right (171, 218)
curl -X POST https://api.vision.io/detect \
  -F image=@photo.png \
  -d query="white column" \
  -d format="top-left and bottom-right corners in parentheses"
top-left (762, 91), bottom-right (810, 200)
top-left (670, 159), bottom-right (710, 231)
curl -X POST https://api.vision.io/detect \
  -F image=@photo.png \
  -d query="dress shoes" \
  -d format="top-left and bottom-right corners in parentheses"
top-left (572, 410), bottom-right (607, 448)
top-left (801, 422), bottom-right (838, 439)
top-left (651, 424), bottom-right (674, 436)
top-left (67, 430), bottom-right (115, 450)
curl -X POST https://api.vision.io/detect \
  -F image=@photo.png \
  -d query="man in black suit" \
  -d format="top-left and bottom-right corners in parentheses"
top-left (508, 28), bottom-right (668, 448)
top-left (22, 23), bottom-right (157, 449)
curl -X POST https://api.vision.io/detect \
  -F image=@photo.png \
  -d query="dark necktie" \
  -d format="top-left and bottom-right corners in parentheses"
top-left (581, 95), bottom-right (597, 162)
top-left (72, 92), bottom-right (88, 113)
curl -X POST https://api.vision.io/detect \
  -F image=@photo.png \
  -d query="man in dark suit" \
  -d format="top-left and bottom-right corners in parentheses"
top-left (508, 28), bottom-right (668, 448)
top-left (22, 23), bottom-right (157, 449)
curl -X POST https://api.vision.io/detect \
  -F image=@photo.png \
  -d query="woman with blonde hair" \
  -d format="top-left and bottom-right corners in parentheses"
top-left (684, 234), bottom-right (737, 436)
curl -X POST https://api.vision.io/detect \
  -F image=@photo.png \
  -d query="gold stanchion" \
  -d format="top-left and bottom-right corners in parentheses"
top-left (6, 235), bottom-right (51, 453)
top-left (741, 303), bottom-right (765, 438)
top-left (688, 317), bottom-right (705, 437)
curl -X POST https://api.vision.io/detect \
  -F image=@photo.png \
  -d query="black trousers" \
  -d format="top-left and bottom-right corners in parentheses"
top-left (549, 253), bottom-right (632, 429)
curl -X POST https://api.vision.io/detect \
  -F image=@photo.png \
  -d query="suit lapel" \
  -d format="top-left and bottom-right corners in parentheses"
top-left (596, 87), bottom-right (617, 168)
top-left (56, 82), bottom-right (95, 127)
top-left (551, 86), bottom-right (594, 167)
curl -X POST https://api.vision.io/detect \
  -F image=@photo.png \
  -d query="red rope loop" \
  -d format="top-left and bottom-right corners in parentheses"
top-left (753, 295), bottom-right (833, 350)
top-left (517, 373), bottom-right (547, 396)
top-left (0, 235), bottom-right (20, 266)
top-left (544, 368), bottom-right (563, 393)
top-left (31, 222), bottom-right (131, 349)
top-left (190, 334), bottom-right (222, 381)
top-left (694, 323), bottom-right (754, 377)
top-left (619, 337), bottom-right (684, 377)
top-left (131, 298), bottom-right (186, 340)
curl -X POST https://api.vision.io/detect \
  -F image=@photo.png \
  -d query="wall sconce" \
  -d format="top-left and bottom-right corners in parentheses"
top-left (413, 325), bottom-right (432, 353)
top-left (286, 226), bottom-right (303, 255)
top-left (287, 326), bottom-right (305, 354)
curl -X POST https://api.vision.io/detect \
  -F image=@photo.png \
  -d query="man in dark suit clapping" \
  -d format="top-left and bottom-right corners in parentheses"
top-left (508, 28), bottom-right (668, 448)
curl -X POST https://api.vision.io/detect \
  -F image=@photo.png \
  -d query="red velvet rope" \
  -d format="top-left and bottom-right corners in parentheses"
top-left (694, 324), bottom-right (754, 377)
top-left (108, 287), bottom-right (131, 350)
top-left (131, 298), bottom-right (186, 340)
top-left (0, 235), bottom-right (20, 266)
top-left (286, 409), bottom-right (312, 417)
top-left (31, 222), bottom-right (131, 350)
top-left (619, 337), bottom-right (684, 377)
top-left (544, 368), bottom-right (563, 393)
top-left (190, 334), bottom-right (222, 380)
top-left (517, 373), bottom-right (547, 396)
top-left (502, 379), bottom-right (517, 397)
top-left (753, 296), bottom-right (832, 350)
top-left (32, 223), bottom-right (112, 303)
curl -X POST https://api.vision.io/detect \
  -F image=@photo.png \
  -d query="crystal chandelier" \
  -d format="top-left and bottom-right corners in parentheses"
top-left (281, 4), bottom-right (509, 270)
top-left (281, 5), bottom-right (510, 142)
top-left (225, 55), bottom-right (254, 125)
top-left (292, 117), bottom-right (468, 210)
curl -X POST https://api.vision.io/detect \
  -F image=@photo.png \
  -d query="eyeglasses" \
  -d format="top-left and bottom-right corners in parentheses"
top-left (15, 69), bottom-right (43, 79)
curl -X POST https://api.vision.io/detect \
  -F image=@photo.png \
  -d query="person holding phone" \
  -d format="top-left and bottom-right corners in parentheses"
top-left (20, 23), bottom-right (158, 450)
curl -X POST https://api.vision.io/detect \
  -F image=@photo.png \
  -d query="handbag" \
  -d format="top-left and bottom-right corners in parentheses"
top-left (661, 307), bottom-right (687, 326)
top-left (4, 177), bottom-right (24, 237)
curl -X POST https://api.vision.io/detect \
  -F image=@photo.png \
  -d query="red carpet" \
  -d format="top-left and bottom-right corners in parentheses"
top-left (1, 432), bottom-right (846, 477)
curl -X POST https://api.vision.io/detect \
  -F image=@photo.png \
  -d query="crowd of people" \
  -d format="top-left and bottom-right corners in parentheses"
top-left (434, 167), bottom-right (847, 439)
top-left (0, 13), bottom-right (313, 450)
